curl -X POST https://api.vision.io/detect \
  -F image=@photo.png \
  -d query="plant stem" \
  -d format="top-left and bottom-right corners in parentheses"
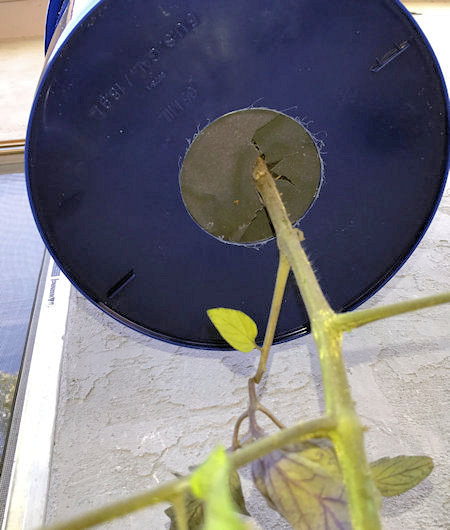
top-left (41, 416), bottom-right (334, 530)
top-left (315, 330), bottom-right (381, 528)
top-left (336, 292), bottom-right (450, 331)
top-left (254, 253), bottom-right (290, 383)
top-left (257, 403), bottom-right (286, 430)
top-left (248, 378), bottom-right (261, 437)
top-left (232, 411), bottom-right (249, 450)
top-left (252, 156), bottom-right (381, 530)
top-left (173, 494), bottom-right (188, 530)
top-left (42, 477), bottom-right (190, 530)
top-left (228, 415), bottom-right (335, 468)
top-left (232, 381), bottom-right (286, 449)
top-left (253, 158), bottom-right (333, 322)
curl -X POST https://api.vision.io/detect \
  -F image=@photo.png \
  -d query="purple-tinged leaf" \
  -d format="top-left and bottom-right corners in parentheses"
top-left (252, 441), bottom-right (351, 529)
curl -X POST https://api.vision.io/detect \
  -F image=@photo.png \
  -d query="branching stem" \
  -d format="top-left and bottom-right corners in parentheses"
top-left (253, 157), bottom-right (333, 321)
top-left (336, 292), bottom-right (450, 331)
top-left (252, 156), bottom-right (381, 530)
top-left (232, 381), bottom-right (286, 450)
top-left (228, 415), bottom-right (335, 469)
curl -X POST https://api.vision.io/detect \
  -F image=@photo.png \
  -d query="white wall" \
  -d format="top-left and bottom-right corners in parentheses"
top-left (0, 0), bottom-right (47, 40)
top-left (0, 37), bottom-right (44, 141)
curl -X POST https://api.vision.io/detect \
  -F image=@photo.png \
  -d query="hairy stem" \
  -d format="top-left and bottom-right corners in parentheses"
top-left (252, 156), bottom-right (381, 530)
top-left (41, 416), bottom-right (334, 530)
top-left (336, 291), bottom-right (450, 331)
top-left (253, 157), bottom-right (333, 321)
top-left (254, 253), bottom-right (291, 383)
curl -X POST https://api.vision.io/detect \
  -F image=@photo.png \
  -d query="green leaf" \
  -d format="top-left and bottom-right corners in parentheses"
top-left (164, 469), bottom-right (250, 529)
top-left (207, 308), bottom-right (257, 352)
top-left (370, 455), bottom-right (434, 497)
top-left (189, 446), bottom-right (247, 530)
top-left (164, 495), bottom-right (203, 530)
top-left (229, 469), bottom-right (251, 517)
top-left (252, 441), bottom-right (351, 529)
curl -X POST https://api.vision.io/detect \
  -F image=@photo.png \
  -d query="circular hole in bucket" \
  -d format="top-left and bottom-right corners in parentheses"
top-left (180, 108), bottom-right (322, 244)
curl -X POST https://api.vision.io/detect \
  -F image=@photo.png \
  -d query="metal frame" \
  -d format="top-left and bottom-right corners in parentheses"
top-left (1, 254), bottom-right (71, 530)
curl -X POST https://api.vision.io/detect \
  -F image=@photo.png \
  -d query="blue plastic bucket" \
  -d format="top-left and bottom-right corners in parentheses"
top-left (27, 0), bottom-right (449, 347)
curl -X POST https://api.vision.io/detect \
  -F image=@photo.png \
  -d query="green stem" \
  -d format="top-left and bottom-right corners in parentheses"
top-left (248, 378), bottom-right (262, 438)
top-left (315, 330), bottom-right (381, 528)
top-left (173, 494), bottom-right (188, 530)
top-left (336, 292), bottom-right (450, 332)
top-left (41, 416), bottom-right (334, 530)
top-left (232, 382), bottom-right (286, 450)
top-left (42, 477), bottom-right (190, 530)
top-left (254, 253), bottom-right (290, 383)
top-left (228, 415), bottom-right (335, 468)
top-left (232, 411), bottom-right (249, 450)
top-left (253, 157), bottom-right (381, 530)
top-left (253, 157), bottom-right (333, 322)
top-left (257, 403), bottom-right (286, 430)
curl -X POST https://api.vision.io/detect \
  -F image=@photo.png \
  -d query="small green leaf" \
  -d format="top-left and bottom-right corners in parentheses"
top-left (207, 308), bottom-right (257, 352)
top-left (190, 446), bottom-right (246, 530)
top-left (229, 469), bottom-right (251, 517)
top-left (252, 441), bottom-right (351, 529)
top-left (370, 455), bottom-right (434, 497)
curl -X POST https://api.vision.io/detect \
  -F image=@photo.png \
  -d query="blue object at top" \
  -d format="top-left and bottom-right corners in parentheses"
top-left (45, 0), bottom-right (69, 51)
